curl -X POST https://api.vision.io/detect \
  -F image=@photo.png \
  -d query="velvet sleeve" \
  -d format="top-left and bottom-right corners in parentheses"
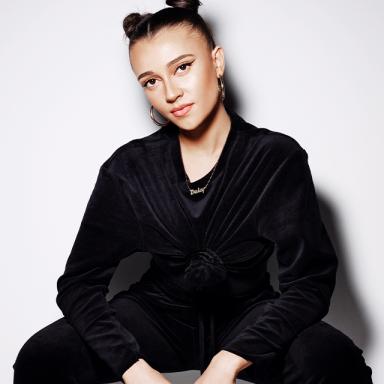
top-left (221, 142), bottom-right (338, 373)
top-left (56, 159), bottom-right (144, 379)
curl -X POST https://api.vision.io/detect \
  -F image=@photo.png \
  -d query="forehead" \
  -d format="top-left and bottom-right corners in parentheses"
top-left (129, 25), bottom-right (207, 74)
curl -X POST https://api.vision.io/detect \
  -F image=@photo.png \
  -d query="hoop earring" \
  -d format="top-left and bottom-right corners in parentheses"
top-left (218, 75), bottom-right (226, 101)
top-left (150, 105), bottom-right (169, 127)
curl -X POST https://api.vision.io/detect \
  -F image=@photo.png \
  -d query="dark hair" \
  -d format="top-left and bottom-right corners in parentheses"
top-left (122, 0), bottom-right (216, 51)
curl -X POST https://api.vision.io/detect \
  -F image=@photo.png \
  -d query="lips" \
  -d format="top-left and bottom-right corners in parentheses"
top-left (171, 103), bottom-right (193, 117)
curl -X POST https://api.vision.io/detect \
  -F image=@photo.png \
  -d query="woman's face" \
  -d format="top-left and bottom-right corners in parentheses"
top-left (129, 24), bottom-right (224, 131)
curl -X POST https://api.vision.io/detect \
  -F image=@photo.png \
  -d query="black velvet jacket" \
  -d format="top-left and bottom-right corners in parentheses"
top-left (56, 108), bottom-right (338, 378)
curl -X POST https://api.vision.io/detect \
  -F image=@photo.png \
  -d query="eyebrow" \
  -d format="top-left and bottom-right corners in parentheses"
top-left (137, 53), bottom-right (195, 81)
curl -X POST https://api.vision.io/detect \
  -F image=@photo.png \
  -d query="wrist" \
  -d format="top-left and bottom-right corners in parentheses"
top-left (122, 358), bottom-right (144, 382)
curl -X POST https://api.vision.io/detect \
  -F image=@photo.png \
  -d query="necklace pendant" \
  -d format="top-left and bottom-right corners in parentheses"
top-left (190, 186), bottom-right (206, 195)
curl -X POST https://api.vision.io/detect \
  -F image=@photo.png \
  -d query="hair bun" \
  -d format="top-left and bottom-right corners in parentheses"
top-left (123, 12), bottom-right (151, 39)
top-left (166, 0), bottom-right (202, 13)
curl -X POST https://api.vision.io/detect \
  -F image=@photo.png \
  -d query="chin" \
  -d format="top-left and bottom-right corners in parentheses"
top-left (177, 115), bottom-right (204, 131)
top-left (173, 121), bottom-right (195, 131)
top-left (168, 112), bottom-right (198, 130)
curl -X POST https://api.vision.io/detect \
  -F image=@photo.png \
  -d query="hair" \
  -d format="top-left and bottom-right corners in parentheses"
top-left (122, 0), bottom-right (216, 52)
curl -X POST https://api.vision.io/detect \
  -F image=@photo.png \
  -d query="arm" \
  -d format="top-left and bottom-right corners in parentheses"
top-left (219, 142), bottom-right (338, 375)
top-left (56, 157), bottom-right (145, 379)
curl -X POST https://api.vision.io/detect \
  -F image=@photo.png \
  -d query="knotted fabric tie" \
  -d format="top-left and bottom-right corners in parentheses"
top-left (183, 248), bottom-right (227, 292)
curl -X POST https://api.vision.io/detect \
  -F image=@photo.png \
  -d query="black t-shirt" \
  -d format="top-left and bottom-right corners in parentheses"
top-left (180, 162), bottom-right (216, 218)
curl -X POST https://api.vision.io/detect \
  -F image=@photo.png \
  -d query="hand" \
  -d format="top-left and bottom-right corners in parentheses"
top-left (193, 350), bottom-right (253, 384)
top-left (122, 358), bottom-right (172, 384)
top-left (193, 356), bottom-right (237, 384)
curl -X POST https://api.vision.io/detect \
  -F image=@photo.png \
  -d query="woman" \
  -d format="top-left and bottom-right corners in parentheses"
top-left (13, 1), bottom-right (374, 383)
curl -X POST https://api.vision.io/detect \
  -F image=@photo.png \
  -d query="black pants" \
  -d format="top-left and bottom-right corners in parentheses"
top-left (13, 279), bottom-right (374, 384)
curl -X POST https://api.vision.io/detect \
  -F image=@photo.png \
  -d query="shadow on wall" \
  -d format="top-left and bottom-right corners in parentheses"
top-left (267, 192), bottom-right (372, 351)
top-left (319, 195), bottom-right (372, 351)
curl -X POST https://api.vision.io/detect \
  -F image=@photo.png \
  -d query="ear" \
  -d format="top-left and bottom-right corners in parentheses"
top-left (211, 45), bottom-right (225, 77)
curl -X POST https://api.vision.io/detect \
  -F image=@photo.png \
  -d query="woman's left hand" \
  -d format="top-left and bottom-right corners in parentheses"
top-left (193, 359), bottom-right (237, 384)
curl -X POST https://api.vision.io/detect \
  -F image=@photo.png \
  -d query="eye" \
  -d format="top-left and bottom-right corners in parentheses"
top-left (142, 78), bottom-right (157, 89)
top-left (142, 61), bottom-right (194, 89)
top-left (175, 61), bottom-right (193, 74)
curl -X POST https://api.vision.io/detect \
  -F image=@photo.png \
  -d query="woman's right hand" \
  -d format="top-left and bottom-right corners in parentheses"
top-left (122, 358), bottom-right (172, 384)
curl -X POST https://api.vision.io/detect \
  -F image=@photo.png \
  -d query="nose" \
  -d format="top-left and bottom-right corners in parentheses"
top-left (163, 77), bottom-right (183, 103)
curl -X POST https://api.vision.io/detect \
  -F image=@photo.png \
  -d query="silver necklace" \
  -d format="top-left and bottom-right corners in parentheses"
top-left (184, 160), bottom-right (219, 196)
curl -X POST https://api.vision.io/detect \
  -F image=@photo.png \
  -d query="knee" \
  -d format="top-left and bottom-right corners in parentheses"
top-left (13, 331), bottom-right (40, 373)
top-left (13, 317), bottom-right (82, 376)
top-left (284, 321), bottom-right (373, 383)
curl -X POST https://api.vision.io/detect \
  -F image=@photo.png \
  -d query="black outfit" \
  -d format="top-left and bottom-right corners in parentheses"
top-left (13, 109), bottom-right (373, 384)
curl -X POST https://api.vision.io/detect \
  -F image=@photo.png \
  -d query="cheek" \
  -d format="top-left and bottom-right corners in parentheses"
top-left (144, 89), bottom-right (162, 108)
top-left (189, 68), bottom-right (218, 99)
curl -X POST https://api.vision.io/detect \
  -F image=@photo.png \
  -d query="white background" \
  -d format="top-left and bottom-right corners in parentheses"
top-left (1, 0), bottom-right (383, 383)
